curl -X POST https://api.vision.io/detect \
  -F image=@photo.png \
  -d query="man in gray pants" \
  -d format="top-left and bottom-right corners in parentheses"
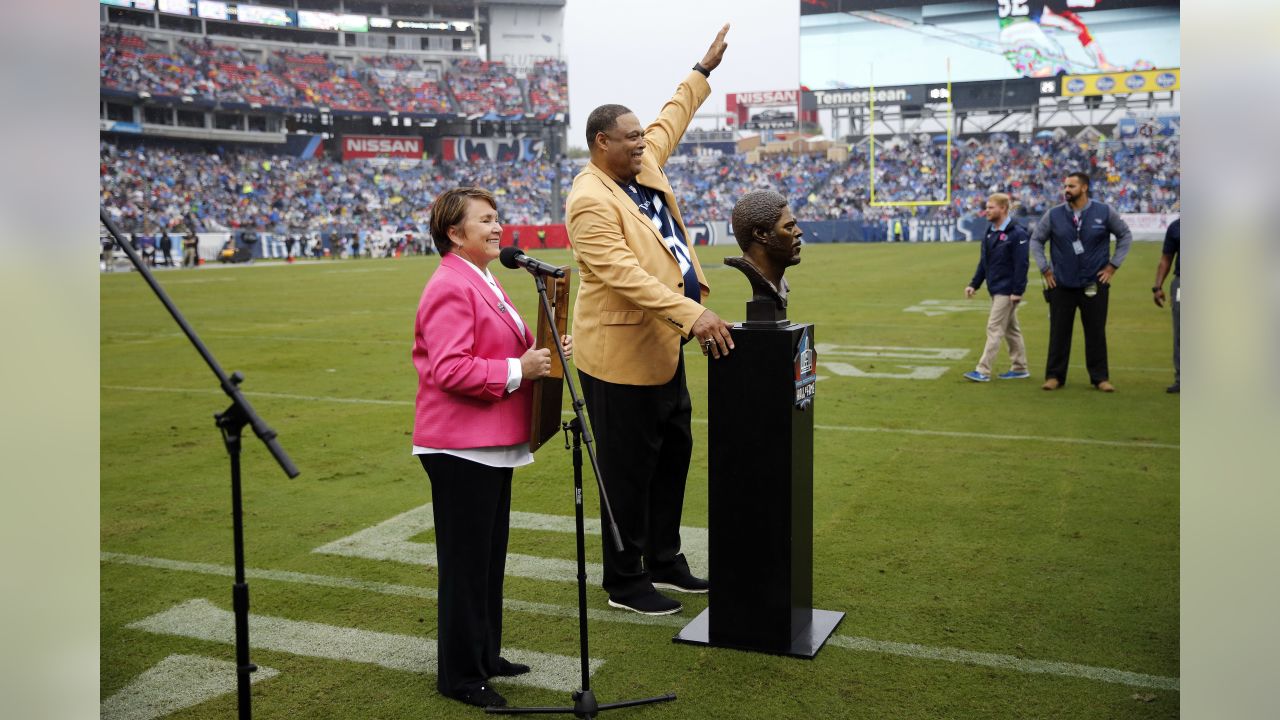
top-left (1153, 218), bottom-right (1180, 393)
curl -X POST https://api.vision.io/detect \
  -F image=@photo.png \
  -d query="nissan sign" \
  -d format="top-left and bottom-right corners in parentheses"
top-left (342, 135), bottom-right (424, 159)
top-left (731, 90), bottom-right (798, 107)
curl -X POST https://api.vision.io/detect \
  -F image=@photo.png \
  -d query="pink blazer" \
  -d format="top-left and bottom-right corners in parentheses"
top-left (413, 252), bottom-right (536, 449)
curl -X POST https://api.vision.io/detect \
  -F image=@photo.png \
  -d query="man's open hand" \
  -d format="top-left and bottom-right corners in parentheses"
top-left (699, 24), bottom-right (730, 72)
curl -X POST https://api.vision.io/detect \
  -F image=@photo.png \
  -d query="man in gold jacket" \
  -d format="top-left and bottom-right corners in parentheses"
top-left (566, 25), bottom-right (735, 616)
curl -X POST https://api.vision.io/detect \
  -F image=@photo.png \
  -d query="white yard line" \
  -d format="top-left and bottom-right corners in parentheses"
top-left (101, 385), bottom-right (1177, 449)
top-left (677, 346), bottom-right (1174, 372)
top-left (311, 503), bottom-right (707, 584)
top-left (101, 654), bottom-right (278, 720)
top-left (103, 331), bottom-right (406, 346)
top-left (808, 423), bottom-right (1180, 450)
top-left (127, 598), bottom-right (600, 693)
top-left (103, 552), bottom-right (1178, 691)
top-left (103, 551), bottom-right (674, 628)
top-left (102, 385), bottom-right (412, 406)
top-left (826, 635), bottom-right (1179, 691)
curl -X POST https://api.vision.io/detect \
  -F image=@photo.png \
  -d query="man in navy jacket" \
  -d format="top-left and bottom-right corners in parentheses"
top-left (1153, 218), bottom-right (1180, 393)
top-left (964, 193), bottom-right (1031, 382)
top-left (1030, 172), bottom-right (1133, 391)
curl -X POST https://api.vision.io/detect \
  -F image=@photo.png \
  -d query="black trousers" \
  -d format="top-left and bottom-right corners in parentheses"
top-left (418, 454), bottom-right (512, 696)
top-left (1171, 276), bottom-right (1180, 385)
top-left (578, 357), bottom-right (694, 600)
top-left (1045, 284), bottom-right (1110, 386)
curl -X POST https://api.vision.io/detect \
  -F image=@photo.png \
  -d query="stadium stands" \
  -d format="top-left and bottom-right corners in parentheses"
top-left (947, 134), bottom-right (1180, 218)
top-left (99, 23), bottom-right (1178, 237)
top-left (526, 58), bottom-right (569, 119)
top-left (666, 153), bottom-right (839, 224)
top-left (276, 50), bottom-right (380, 111)
top-left (363, 56), bottom-right (455, 115)
top-left (100, 28), bottom-right (560, 118)
top-left (185, 38), bottom-right (302, 107)
top-left (100, 140), bottom-right (577, 233)
top-left (449, 58), bottom-right (525, 118)
top-left (100, 28), bottom-right (219, 99)
top-left (100, 133), bottom-right (1180, 237)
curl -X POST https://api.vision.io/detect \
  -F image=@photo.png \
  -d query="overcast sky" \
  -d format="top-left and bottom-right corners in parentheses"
top-left (561, 0), bottom-right (800, 150)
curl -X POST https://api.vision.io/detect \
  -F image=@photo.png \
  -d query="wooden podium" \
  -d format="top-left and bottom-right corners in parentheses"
top-left (529, 268), bottom-right (569, 452)
top-left (674, 321), bottom-right (844, 658)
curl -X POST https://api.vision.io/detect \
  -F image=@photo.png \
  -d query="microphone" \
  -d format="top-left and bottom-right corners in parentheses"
top-left (500, 246), bottom-right (566, 278)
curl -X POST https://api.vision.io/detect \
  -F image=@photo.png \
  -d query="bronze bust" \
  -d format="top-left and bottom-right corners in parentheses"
top-left (726, 190), bottom-right (804, 322)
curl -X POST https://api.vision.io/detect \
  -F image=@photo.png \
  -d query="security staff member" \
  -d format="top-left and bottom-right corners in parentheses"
top-left (1153, 218), bottom-right (1180, 393)
top-left (1030, 171), bottom-right (1132, 392)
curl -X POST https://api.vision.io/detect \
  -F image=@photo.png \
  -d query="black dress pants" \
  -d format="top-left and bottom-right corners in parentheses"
top-left (419, 454), bottom-right (512, 696)
top-left (578, 356), bottom-right (694, 600)
top-left (1045, 283), bottom-right (1110, 386)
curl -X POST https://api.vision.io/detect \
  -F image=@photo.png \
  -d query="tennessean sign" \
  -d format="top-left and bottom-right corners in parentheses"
top-left (812, 85), bottom-right (932, 108)
top-left (342, 135), bottom-right (424, 159)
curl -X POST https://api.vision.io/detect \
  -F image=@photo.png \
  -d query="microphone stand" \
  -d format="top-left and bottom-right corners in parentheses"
top-left (488, 267), bottom-right (675, 718)
top-left (100, 209), bottom-right (300, 720)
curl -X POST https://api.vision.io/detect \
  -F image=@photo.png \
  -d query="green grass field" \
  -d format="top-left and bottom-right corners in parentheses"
top-left (101, 242), bottom-right (1179, 719)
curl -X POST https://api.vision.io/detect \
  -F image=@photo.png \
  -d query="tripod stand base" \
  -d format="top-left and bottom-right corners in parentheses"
top-left (486, 689), bottom-right (676, 717)
top-left (673, 608), bottom-right (845, 659)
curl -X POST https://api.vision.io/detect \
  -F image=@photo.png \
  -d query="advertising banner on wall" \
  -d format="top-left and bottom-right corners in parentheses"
top-left (726, 90), bottom-right (800, 109)
top-left (1061, 69), bottom-right (1180, 97)
top-left (438, 136), bottom-right (543, 163)
top-left (341, 135), bottom-right (423, 160)
top-left (1121, 213), bottom-right (1179, 241)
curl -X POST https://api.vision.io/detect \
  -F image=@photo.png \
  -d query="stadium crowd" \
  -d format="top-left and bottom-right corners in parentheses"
top-left (100, 28), bottom-right (568, 119)
top-left (276, 49), bottom-right (380, 111)
top-left (448, 58), bottom-right (526, 117)
top-left (526, 59), bottom-right (569, 120)
top-left (101, 132), bottom-right (1179, 241)
top-left (363, 57), bottom-right (453, 115)
top-left (99, 140), bottom-right (578, 236)
top-left (665, 153), bottom-right (839, 224)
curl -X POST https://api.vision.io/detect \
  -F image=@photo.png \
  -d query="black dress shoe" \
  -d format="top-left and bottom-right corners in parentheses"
top-left (449, 684), bottom-right (507, 708)
top-left (650, 568), bottom-right (709, 594)
top-left (607, 590), bottom-right (682, 615)
top-left (491, 657), bottom-right (531, 677)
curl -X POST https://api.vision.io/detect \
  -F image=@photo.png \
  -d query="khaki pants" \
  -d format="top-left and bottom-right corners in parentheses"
top-left (977, 294), bottom-right (1027, 376)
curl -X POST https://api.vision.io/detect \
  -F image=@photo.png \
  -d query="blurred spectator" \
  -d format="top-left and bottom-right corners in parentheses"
top-left (182, 230), bottom-right (198, 267)
top-left (159, 230), bottom-right (173, 267)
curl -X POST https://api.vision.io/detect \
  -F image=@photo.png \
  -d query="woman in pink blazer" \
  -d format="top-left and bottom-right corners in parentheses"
top-left (412, 187), bottom-right (572, 709)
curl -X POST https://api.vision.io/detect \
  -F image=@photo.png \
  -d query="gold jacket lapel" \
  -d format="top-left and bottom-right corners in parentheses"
top-left (588, 163), bottom-right (667, 248)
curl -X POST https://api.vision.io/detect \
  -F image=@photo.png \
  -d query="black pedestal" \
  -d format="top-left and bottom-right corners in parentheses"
top-left (674, 322), bottom-right (843, 658)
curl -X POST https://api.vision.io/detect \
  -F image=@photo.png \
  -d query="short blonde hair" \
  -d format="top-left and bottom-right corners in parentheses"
top-left (986, 192), bottom-right (1011, 209)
